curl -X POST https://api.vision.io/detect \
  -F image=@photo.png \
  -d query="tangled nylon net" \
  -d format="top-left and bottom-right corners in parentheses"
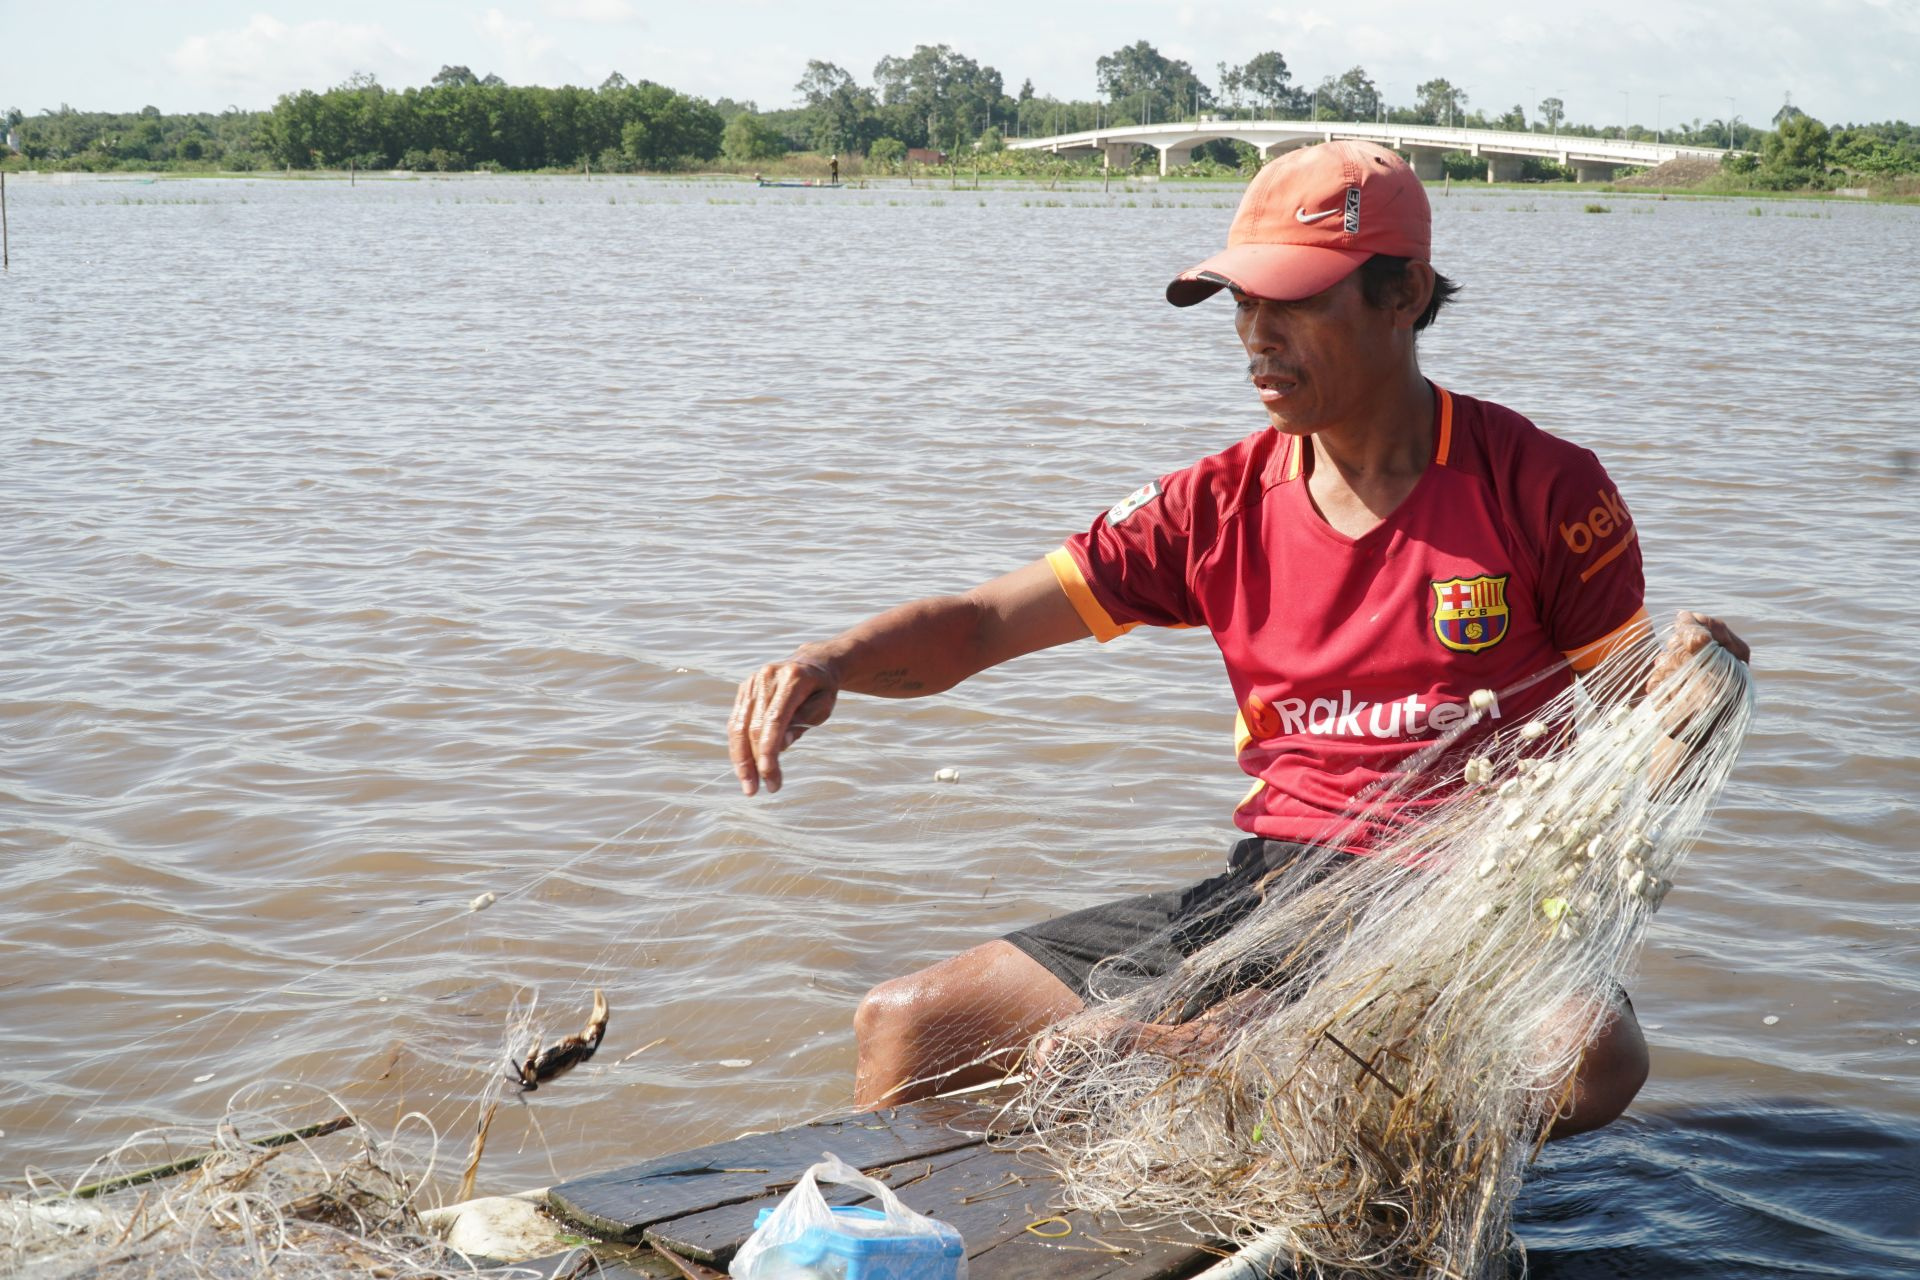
top-left (1013, 628), bottom-right (1754, 1279)
top-left (0, 1081), bottom-right (571, 1279)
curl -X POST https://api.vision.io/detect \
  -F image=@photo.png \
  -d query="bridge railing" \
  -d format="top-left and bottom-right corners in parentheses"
top-left (1008, 119), bottom-right (1727, 162)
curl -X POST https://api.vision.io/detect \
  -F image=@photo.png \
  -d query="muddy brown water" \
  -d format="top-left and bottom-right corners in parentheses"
top-left (1, 174), bottom-right (1915, 1274)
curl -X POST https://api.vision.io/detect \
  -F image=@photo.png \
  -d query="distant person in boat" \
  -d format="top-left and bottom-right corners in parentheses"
top-left (728, 140), bottom-right (1748, 1134)
top-left (829, 154), bottom-right (839, 185)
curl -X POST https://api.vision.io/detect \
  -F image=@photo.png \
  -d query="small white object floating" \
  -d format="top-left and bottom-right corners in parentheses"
top-left (933, 767), bottom-right (960, 783)
top-left (193, 1073), bottom-right (215, 1084)
top-left (1763, 1015), bottom-right (1780, 1026)
top-left (469, 892), bottom-right (497, 912)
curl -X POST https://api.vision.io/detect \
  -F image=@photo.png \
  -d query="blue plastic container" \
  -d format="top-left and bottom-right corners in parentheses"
top-left (750, 1204), bottom-right (965, 1280)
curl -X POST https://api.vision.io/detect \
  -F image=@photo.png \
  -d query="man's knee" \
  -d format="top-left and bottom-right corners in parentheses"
top-left (853, 973), bottom-right (926, 1050)
top-left (1551, 1004), bottom-right (1649, 1139)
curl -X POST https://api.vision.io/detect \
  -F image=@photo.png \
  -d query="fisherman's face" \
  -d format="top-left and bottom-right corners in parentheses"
top-left (1233, 272), bottom-right (1406, 436)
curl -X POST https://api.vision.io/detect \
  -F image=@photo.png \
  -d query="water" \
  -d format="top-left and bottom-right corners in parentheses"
top-left (1, 174), bottom-right (1916, 1274)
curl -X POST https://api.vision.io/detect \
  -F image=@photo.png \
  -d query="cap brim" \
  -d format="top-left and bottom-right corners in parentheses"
top-left (1166, 244), bottom-right (1372, 307)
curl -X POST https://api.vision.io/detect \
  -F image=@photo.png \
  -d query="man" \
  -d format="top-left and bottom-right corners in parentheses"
top-left (729, 141), bottom-right (1748, 1137)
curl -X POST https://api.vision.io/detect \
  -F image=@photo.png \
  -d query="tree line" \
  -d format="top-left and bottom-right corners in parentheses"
top-left (4, 42), bottom-right (1916, 190)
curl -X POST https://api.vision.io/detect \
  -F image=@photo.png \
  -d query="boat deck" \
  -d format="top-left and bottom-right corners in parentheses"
top-left (526, 1094), bottom-right (1227, 1278)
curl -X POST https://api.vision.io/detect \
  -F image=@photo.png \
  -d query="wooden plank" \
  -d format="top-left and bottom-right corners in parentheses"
top-left (547, 1098), bottom-right (989, 1241)
top-left (493, 1252), bottom-right (665, 1279)
top-left (880, 1146), bottom-right (1213, 1280)
top-left (646, 1141), bottom-right (1214, 1280)
top-left (644, 1145), bottom-right (981, 1264)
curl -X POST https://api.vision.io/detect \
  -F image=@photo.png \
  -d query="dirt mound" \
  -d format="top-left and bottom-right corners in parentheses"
top-left (1614, 155), bottom-right (1723, 188)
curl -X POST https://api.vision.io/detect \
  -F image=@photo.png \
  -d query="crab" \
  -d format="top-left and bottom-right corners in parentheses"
top-left (508, 988), bottom-right (609, 1091)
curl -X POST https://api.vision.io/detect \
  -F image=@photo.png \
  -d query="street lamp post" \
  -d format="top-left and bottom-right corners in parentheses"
top-left (1619, 90), bottom-right (1630, 137)
top-left (1725, 96), bottom-right (1736, 149)
top-left (1657, 93), bottom-right (1670, 144)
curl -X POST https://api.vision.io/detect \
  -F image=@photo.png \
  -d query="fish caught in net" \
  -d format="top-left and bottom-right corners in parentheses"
top-left (1009, 625), bottom-right (1754, 1279)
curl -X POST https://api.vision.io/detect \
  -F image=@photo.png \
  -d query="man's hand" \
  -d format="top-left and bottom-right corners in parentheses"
top-left (729, 657), bottom-right (839, 796)
top-left (1647, 609), bottom-right (1751, 693)
top-left (724, 561), bottom-right (1094, 799)
top-left (1644, 610), bottom-right (1751, 767)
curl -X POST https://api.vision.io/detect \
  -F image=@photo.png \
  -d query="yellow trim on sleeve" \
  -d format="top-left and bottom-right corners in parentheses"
top-left (1235, 776), bottom-right (1267, 812)
top-left (1434, 386), bottom-right (1455, 466)
top-left (1045, 547), bottom-right (1136, 643)
top-left (1564, 606), bottom-right (1652, 673)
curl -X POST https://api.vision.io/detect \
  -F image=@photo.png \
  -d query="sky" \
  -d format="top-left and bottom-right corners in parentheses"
top-left (1, 0), bottom-right (1914, 128)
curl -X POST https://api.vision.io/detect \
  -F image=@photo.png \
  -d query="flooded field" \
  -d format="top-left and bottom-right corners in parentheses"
top-left (1, 172), bottom-right (1915, 1275)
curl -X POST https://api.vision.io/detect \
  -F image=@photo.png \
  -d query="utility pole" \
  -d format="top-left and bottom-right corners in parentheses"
top-left (1657, 93), bottom-right (1670, 144)
top-left (1725, 96), bottom-right (1736, 149)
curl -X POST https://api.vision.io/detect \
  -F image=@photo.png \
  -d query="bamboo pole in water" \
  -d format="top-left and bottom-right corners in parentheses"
top-left (3, 170), bottom-right (9, 269)
top-left (69, 1115), bottom-right (355, 1199)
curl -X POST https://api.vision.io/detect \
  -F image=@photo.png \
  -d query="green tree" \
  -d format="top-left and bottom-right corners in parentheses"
top-left (868, 136), bottom-right (906, 167)
top-left (1415, 79), bottom-right (1468, 126)
top-left (722, 111), bottom-right (785, 162)
top-left (1760, 112), bottom-right (1831, 186)
top-left (1538, 96), bottom-right (1565, 133)
top-left (433, 65), bottom-right (479, 88)
top-left (1316, 66), bottom-right (1379, 120)
top-left (1238, 52), bottom-right (1291, 117)
top-left (616, 82), bottom-right (723, 168)
top-left (795, 59), bottom-right (879, 152)
top-left (1096, 40), bottom-right (1212, 124)
top-left (873, 44), bottom-right (1003, 147)
top-left (1497, 103), bottom-right (1526, 131)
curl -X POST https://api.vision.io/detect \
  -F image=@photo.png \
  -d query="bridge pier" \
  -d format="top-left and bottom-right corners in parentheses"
top-left (1487, 155), bottom-right (1526, 183)
top-left (1574, 161), bottom-right (1618, 183)
top-left (1404, 149), bottom-right (1446, 181)
top-left (1101, 142), bottom-right (1133, 172)
top-left (1158, 144), bottom-right (1192, 176)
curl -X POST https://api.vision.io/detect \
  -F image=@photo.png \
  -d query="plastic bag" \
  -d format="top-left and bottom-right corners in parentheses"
top-left (729, 1151), bottom-right (967, 1280)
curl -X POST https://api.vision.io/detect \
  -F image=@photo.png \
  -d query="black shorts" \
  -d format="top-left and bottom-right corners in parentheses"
top-left (1002, 837), bottom-right (1330, 1008)
top-left (1003, 836), bottom-right (1637, 1020)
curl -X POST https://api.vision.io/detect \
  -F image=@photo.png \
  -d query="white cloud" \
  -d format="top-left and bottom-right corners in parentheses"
top-left (541, 0), bottom-right (641, 22)
top-left (477, 7), bottom-right (587, 85)
top-left (169, 15), bottom-right (416, 102)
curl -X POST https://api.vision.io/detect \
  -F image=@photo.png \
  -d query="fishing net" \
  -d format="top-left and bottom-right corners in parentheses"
top-left (0, 1081), bottom-right (586, 1279)
top-left (1, 975), bottom-right (600, 1276)
top-left (1009, 627), bottom-right (1754, 1279)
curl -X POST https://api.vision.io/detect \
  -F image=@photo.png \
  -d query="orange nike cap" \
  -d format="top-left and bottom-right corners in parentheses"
top-left (1166, 140), bottom-right (1431, 306)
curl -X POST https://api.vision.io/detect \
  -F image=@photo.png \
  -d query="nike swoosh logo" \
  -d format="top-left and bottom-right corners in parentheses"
top-left (1295, 207), bottom-right (1341, 223)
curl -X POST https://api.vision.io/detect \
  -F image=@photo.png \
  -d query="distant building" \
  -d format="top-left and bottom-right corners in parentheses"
top-left (3, 126), bottom-right (18, 154)
top-left (906, 147), bottom-right (948, 167)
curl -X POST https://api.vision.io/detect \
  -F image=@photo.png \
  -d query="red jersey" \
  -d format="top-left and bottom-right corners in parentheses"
top-left (1047, 384), bottom-right (1649, 848)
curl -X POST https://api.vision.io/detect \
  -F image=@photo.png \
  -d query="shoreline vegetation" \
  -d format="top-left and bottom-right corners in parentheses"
top-left (13, 164), bottom-right (1914, 207)
top-left (5, 42), bottom-right (1915, 200)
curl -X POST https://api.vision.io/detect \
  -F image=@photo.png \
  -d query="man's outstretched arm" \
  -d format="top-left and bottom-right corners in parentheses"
top-left (728, 559), bottom-right (1093, 796)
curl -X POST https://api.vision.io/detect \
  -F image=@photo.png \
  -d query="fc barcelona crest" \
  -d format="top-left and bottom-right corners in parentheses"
top-left (1430, 575), bottom-right (1511, 654)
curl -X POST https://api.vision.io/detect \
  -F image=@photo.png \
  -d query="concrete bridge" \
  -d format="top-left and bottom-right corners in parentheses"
top-left (1008, 119), bottom-right (1730, 181)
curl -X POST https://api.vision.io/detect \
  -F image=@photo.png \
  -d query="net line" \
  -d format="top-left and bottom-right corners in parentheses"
top-left (1001, 626), bottom-right (1754, 1279)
